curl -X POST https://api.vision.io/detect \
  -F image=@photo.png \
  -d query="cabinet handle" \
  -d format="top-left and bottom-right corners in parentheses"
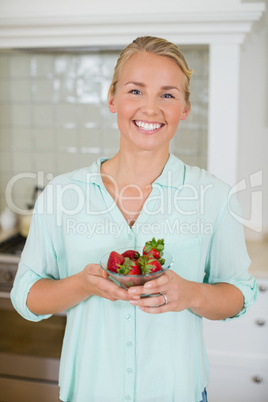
top-left (4, 271), bottom-right (14, 282)
top-left (255, 319), bottom-right (266, 326)
top-left (252, 375), bottom-right (263, 383)
top-left (258, 284), bottom-right (267, 292)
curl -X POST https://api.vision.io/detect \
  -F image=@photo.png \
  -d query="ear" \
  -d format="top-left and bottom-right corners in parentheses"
top-left (108, 95), bottom-right (117, 114)
top-left (180, 106), bottom-right (189, 121)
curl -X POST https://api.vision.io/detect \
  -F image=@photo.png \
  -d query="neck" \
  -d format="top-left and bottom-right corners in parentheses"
top-left (102, 148), bottom-right (170, 187)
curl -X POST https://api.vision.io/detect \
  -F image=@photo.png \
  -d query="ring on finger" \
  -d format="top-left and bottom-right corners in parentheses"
top-left (151, 292), bottom-right (167, 307)
top-left (160, 292), bottom-right (167, 305)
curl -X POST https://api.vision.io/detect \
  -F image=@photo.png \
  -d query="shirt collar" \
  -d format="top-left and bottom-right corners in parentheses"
top-left (70, 157), bottom-right (109, 188)
top-left (70, 154), bottom-right (185, 190)
top-left (153, 153), bottom-right (185, 189)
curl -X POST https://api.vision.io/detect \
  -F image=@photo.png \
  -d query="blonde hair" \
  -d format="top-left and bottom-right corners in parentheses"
top-left (108, 36), bottom-right (193, 108)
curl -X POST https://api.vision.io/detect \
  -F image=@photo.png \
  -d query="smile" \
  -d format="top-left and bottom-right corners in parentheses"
top-left (133, 120), bottom-right (165, 132)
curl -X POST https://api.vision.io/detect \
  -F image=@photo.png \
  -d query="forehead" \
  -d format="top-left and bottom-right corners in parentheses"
top-left (119, 52), bottom-right (184, 85)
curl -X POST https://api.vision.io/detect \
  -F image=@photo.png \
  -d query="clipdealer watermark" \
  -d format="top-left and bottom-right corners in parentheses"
top-left (65, 218), bottom-right (214, 239)
top-left (227, 170), bottom-right (263, 233)
top-left (4, 169), bottom-right (263, 233)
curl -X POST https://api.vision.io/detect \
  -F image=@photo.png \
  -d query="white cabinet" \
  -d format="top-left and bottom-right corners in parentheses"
top-left (206, 363), bottom-right (268, 402)
top-left (203, 278), bottom-right (268, 402)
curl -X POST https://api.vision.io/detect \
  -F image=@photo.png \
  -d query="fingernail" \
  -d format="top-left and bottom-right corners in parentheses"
top-left (129, 288), bottom-right (137, 294)
top-left (129, 300), bottom-right (138, 305)
top-left (144, 282), bottom-right (152, 288)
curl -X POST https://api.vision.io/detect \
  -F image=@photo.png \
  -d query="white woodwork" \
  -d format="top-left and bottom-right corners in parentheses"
top-left (204, 278), bottom-right (268, 401)
top-left (208, 43), bottom-right (240, 185)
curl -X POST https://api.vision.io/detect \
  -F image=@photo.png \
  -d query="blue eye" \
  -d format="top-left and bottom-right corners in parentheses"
top-left (162, 93), bottom-right (174, 99)
top-left (129, 89), bottom-right (141, 95)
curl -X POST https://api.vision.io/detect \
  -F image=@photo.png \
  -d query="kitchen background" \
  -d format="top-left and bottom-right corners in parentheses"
top-left (0, 1), bottom-right (267, 401)
top-left (0, 47), bottom-right (208, 213)
top-left (0, 0), bottom-right (267, 240)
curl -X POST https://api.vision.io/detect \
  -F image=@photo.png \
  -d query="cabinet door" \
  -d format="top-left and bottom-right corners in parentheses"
top-left (251, 279), bottom-right (268, 314)
top-left (0, 377), bottom-right (61, 402)
top-left (203, 278), bottom-right (268, 356)
top-left (207, 365), bottom-right (268, 402)
top-left (203, 312), bottom-right (268, 355)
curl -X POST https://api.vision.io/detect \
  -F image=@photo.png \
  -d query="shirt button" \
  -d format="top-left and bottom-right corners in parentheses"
top-left (128, 232), bottom-right (133, 240)
top-left (126, 341), bottom-right (133, 348)
top-left (126, 368), bottom-right (133, 374)
top-left (125, 395), bottom-right (132, 401)
top-left (126, 314), bottom-right (132, 320)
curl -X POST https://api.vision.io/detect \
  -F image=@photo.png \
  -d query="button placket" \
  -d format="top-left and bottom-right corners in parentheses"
top-left (124, 304), bottom-right (136, 401)
top-left (123, 225), bottom-right (136, 401)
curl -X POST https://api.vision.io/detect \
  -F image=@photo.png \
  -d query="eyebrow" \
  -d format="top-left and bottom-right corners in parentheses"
top-left (124, 81), bottom-right (181, 93)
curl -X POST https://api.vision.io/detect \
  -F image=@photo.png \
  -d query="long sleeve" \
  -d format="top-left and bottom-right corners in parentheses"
top-left (11, 191), bottom-right (59, 321)
top-left (204, 194), bottom-right (258, 319)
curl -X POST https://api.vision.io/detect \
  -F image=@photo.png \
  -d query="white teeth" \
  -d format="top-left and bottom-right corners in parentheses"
top-left (135, 121), bottom-right (162, 131)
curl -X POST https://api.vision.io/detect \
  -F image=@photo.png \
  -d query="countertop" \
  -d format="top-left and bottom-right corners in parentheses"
top-left (0, 227), bottom-right (19, 243)
top-left (247, 239), bottom-right (268, 279)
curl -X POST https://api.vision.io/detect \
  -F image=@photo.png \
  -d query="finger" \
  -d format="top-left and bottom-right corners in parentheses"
top-left (98, 277), bottom-right (130, 301)
top-left (128, 285), bottom-right (148, 297)
top-left (102, 270), bottom-right (109, 279)
top-left (138, 304), bottom-right (169, 314)
top-left (114, 288), bottom-right (130, 301)
top-left (127, 281), bottom-right (168, 297)
top-left (103, 281), bottom-right (129, 299)
top-left (143, 272), bottom-right (170, 291)
top-left (129, 293), bottom-right (166, 308)
top-left (86, 263), bottom-right (106, 277)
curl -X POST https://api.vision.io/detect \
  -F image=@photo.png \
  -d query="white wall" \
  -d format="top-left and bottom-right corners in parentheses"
top-left (238, 5), bottom-right (268, 238)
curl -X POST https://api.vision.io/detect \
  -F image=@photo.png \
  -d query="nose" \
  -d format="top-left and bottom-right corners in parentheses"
top-left (140, 95), bottom-right (159, 116)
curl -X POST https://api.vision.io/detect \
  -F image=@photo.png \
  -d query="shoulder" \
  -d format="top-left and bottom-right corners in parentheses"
top-left (34, 160), bottom-right (102, 213)
top-left (184, 163), bottom-right (231, 203)
top-left (166, 154), bottom-right (232, 206)
top-left (43, 158), bottom-right (103, 189)
top-left (47, 170), bottom-right (80, 186)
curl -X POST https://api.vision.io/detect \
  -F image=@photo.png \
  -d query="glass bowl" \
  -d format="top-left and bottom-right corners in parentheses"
top-left (99, 247), bottom-right (173, 290)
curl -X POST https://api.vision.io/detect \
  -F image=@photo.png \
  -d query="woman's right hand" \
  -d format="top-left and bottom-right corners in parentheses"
top-left (78, 264), bottom-right (130, 302)
top-left (27, 263), bottom-right (130, 316)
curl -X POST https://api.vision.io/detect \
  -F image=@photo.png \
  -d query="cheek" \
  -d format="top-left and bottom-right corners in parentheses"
top-left (165, 105), bottom-right (184, 125)
top-left (117, 101), bottom-right (137, 122)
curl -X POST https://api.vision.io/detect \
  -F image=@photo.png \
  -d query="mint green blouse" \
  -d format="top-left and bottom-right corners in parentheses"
top-left (11, 154), bottom-right (258, 402)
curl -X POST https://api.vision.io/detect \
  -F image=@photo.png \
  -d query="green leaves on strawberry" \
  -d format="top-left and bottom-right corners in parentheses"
top-left (117, 258), bottom-right (141, 275)
top-left (137, 255), bottom-right (163, 274)
top-left (143, 237), bottom-right (165, 260)
top-left (107, 251), bottom-right (125, 273)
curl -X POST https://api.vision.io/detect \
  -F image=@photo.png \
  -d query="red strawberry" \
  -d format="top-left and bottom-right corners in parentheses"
top-left (143, 238), bottom-right (164, 259)
top-left (121, 250), bottom-right (140, 260)
top-left (147, 258), bottom-right (163, 273)
top-left (138, 255), bottom-right (163, 274)
top-left (107, 251), bottom-right (125, 273)
top-left (144, 250), bottom-right (159, 259)
top-left (117, 258), bottom-right (141, 275)
top-left (128, 261), bottom-right (141, 275)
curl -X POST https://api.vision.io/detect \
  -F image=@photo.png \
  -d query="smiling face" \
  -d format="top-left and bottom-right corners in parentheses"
top-left (108, 51), bottom-right (189, 153)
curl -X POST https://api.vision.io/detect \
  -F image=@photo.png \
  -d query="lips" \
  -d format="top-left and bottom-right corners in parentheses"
top-left (133, 120), bottom-right (165, 133)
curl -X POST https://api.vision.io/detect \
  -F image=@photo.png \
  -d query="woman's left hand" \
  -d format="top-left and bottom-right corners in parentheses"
top-left (127, 269), bottom-right (198, 314)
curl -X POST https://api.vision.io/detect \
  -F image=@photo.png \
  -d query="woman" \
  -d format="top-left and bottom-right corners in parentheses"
top-left (11, 36), bottom-right (258, 402)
